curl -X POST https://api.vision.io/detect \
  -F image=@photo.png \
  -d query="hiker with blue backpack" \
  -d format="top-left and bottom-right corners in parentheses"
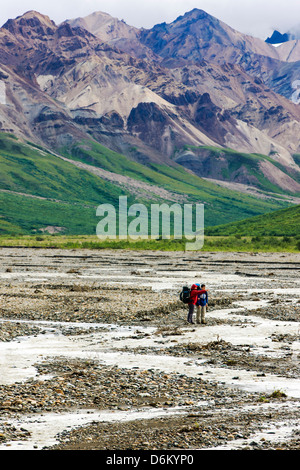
top-left (196, 283), bottom-right (208, 324)
top-left (180, 283), bottom-right (208, 325)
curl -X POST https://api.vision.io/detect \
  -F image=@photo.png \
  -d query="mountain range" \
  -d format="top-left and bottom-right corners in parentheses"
top-left (1, 8), bottom-right (300, 235)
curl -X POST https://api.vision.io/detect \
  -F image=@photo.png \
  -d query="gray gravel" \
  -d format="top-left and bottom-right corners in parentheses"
top-left (0, 248), bottom-right (299, 450)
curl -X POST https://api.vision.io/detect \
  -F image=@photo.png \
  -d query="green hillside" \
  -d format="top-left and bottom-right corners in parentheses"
top-left (206, 204), bottom-right (300, 237)
top-left (0, 132), bottom-right (293, 236)
top-left (61, 139), bottom-right (291, 221)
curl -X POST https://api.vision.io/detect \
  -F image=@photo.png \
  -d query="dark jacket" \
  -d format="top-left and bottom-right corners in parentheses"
top-left (197, 291), bottom-right (208, 307)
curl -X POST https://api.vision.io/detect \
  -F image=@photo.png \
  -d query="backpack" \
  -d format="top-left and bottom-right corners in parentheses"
top-left (180, 286), bottom-right (191, 304)
top-left (197, 293), bottom-right (207, 306)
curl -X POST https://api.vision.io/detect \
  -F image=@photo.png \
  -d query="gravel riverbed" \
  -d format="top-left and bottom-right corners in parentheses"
top-left (0, 248), bottom-right (299, 450)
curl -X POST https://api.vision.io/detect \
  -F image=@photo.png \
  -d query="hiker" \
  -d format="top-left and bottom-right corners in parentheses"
top-left (196, 283), bottom-right (208, 324)
top-left (187, 284), bottom-right (208, 324)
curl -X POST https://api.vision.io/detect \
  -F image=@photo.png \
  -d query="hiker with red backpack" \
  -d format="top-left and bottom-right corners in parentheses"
top-left (186, 284), bottom-right (208, 324)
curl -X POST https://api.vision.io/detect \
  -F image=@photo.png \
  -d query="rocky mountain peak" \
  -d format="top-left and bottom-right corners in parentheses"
top-left (139, 7), bottom-right (236, 64)
top-left (174, 8), bottom-right (215, 23)
top-left (265, 30), bottom-right (290, 44)
top-left (150, 7), bottom-right (220, 34)
top-left (2, 10), bottom-right (57, 38)
top-left (66, 10), bottom-right (138, 42)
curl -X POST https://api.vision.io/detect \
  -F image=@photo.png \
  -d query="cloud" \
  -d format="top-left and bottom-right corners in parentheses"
top-left (1, 0), bottom-right (300, 39)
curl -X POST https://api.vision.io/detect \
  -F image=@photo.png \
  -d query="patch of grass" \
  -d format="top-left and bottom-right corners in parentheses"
top-left (206, 204), bottom-right (300, 238)
top-left (259, 390), bottom-right (287, 402)
top-left (0, 233), bottom-right (299, 253)
top-left (269, 390), bottom-right (287, 399)
top-left (293, 154), bottom-right (300, 167)
top-left (203, 235), bottom-right (300, 253)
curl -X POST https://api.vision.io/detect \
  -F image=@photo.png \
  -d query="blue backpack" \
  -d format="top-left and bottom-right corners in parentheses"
top-left (180, 286), bottom-right (191, 304)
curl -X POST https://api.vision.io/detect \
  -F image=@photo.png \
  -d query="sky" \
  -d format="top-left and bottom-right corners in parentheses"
top-left (1, 0), bottom-right (300, 39)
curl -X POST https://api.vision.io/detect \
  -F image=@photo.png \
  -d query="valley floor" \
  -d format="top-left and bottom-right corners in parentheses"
top-left (0, 248), bottom-right (299, 451)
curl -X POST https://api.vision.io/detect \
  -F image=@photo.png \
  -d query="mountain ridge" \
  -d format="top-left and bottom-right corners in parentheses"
top-left (2, 9), bottom-right (300, 169)
top-left (1, 9), bottom-right (300, 236)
